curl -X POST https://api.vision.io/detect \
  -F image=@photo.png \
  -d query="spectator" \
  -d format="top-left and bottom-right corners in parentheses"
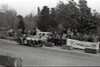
top-left (94, 35), bottom-right (99, 42)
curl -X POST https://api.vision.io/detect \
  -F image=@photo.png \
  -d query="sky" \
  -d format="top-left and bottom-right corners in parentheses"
top-left (0, 0), bottom-right (100, 17)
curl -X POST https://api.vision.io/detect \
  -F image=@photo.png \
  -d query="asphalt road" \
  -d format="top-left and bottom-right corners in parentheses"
top-left (0, 39), bottom-right (100, 66)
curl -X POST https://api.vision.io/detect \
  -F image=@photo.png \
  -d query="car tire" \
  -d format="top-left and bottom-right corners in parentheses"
top-left (24, 40), bottom-right (28, 45)
top-left (17, 38), bottom-right (23, 45)
top-left (29, 40), bottom-right (33, 47)
top-left (39, 43), bottom-right (43, 47)
top-left (31, 40), bottom-right (35, 47)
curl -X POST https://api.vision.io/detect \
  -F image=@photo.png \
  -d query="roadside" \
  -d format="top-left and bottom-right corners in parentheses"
top-left (1, 38), bottom-right (100, 66)
top-left (0, 38), bottom-right (100, 57)
top-left (0, 39), bottom-right (17, 44)
top-left (43, 46), bottom-right (100, 56)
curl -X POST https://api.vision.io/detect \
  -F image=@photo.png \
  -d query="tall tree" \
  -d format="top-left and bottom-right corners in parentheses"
top-left (37, 6), bottom-right (58, 32)
top-left (5, 9), bottom-right (17, 29)
top-left (37, 7), bottom-right (41, 15)
top-left (37, 6), bottom-right (50, 31)
top-left (0, 5), bottom-right (17, 29)
top-left (56, 0), bottom-right (80, 30)
top-left (17, 15), bottom-right (25, 34)
top-left (78, 0), bottom-right (92, 32)
top-left (35, 0), bottom-right (100, 34)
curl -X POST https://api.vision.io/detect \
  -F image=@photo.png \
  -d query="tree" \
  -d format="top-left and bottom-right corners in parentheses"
top-left (37, 6), bottom-right (58, 32)
top-left (35, 0), bottom-right (100, 34)
top-left (55, 0), bottom-right (80, 30)
top-left (0, 5), bottom-right (17, 29)
top-left (78, 0), bottom-right (92, 33)
top-left (5, 9), bottom-right (17, 29)
top-left (24, 13), bottom-right (36, 30)
top-left (0, 12), bottom-right (5, 27)
top-left (53, 0), bottom-right (100, 34)
top-left (37, 6), bottom-right (52, 31)
top-left (17, 15), bottom-right (25, 34)
top-left (37, 7), bottom-right (41, 15)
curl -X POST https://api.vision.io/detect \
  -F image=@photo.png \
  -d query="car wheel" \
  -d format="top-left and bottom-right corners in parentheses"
top-left (17, 38), bottom-right (23, 45)
top-left (34, 41), bottom-right (39, 47)
top-left (24, 40), bottom-right (28, 45)
top-left (39, 43), bottom-right (43, 47)
top-left (31, 40), bottom-right (35, 47)
top-left (29, 40), bottom-right (33, 47)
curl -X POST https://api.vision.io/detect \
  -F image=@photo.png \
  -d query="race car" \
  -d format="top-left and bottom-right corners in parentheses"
top-left (17, 36), bottom-right (43, 47)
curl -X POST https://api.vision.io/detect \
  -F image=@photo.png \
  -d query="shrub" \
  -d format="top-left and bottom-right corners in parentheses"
top-left (44, 42), bottom-right (55, 47)
top-left (0, 55), bottom-right (23, 67)
top-left (61, 45), bottom-right (73, 50)
top-left (0, 36), bottom-right (6, 39)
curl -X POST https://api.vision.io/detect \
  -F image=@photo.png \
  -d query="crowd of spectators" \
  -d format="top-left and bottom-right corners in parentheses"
top-left (61, 28), bottom-right (100, 42)
top-left (47, 28), bottom-right (100, 42)
top-left (1, 28), bottom-right (99, 43)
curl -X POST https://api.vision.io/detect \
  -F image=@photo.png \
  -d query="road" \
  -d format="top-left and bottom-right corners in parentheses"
top-left (0, 39), bottom-right (100, 66)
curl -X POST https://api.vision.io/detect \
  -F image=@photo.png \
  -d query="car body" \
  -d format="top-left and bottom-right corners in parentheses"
top-left (17, 36), bottom-right (43, 47)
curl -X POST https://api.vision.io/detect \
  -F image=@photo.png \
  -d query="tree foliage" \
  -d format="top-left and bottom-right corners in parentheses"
top-left (56, 0), bottom-right (80, 29)
top-left (0, 5), bottom-right (17, 29)
top-left (37, 6), bottom-right (57, 32)
top-left (24, 13), bottom-right (36, 30)
top-left (17, 15), bottom-right (25, 34)
top-left (37, 0), bottom-right (100, 34)
top-left (0, 0), bottom-right (100, 35)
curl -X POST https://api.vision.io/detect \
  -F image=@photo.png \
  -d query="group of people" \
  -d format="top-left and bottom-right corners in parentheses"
top-left (47, 28), bottom-right (100, 43)
top-left (61, 28), bottom-right (100, 42)
top-left (2, 27), bottom-right (100, 43)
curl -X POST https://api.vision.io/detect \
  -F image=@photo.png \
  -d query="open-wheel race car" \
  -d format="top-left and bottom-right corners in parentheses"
top-left (17, 35), bottom-right (44, 47)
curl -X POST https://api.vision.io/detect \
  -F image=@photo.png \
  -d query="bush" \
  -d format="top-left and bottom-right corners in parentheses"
top-left (0, 36), bottom-right (6, 39)
top-left (44, 42), bottom-right (55, 47)
top-left (61, 45), bottom-right (73, 50)
top-left (84, 48), bottom-right (98, 54)
top-left (0, 55), bottom-right (23, 67)
top-left (98, 49), bottom-right (100, 53)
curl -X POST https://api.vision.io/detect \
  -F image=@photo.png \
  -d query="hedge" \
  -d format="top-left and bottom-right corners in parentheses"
top-left (44, 42), bottom-right (55, 47)
top-left (0, 55), bottom-right (23, 67)
top-left (61, 45), bottom-right (73, 50)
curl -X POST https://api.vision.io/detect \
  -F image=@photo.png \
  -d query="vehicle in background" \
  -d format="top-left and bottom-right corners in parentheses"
top-left (37, 32), bottom-right (52, 41)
